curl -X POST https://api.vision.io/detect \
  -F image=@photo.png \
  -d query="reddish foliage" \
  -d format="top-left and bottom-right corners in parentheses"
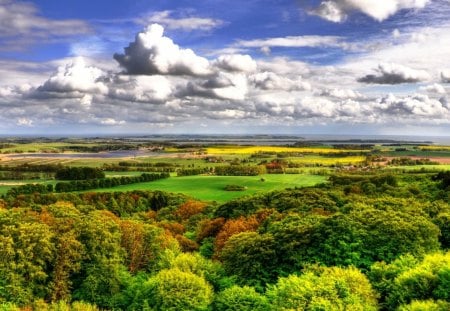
top-left (161, 222), bottom-right (186, 235)
top-left (214, 216), bottom-right (260, 255)
top-left (174, 200), bottom-right (207, 220)
top-left (175, 234), bottom-right (199, 252)
top-left (196, 217), bottom-right (226, 242)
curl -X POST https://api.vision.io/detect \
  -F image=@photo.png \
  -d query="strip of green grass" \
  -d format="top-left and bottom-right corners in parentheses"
top-left (91, 174), bottom-right (327, 203)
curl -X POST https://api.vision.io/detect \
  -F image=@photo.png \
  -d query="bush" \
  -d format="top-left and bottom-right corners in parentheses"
top-left (214, 285), bottom-right (270, 311)
top-left (223, 184), bottom-right (246, 191)
top-left (142, 268), bottom-right (213, 311)
top-left (266, 266), bottom-right (378, 310)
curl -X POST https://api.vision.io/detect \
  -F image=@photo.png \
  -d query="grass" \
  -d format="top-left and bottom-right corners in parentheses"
top-left (92, 174), bottom-right (327, 203)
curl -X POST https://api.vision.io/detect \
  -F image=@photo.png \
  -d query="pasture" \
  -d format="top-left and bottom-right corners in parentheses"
top-left (92, 174), bottom-right (327, 203)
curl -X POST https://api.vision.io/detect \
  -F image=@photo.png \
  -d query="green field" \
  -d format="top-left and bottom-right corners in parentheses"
top-left (92, 174), bottom-right (327, 203)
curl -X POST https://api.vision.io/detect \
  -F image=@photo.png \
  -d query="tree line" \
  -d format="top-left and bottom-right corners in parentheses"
top-left (0, 171), bottom-right (449, 310)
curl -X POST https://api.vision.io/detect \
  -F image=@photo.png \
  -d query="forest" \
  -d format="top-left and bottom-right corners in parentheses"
top-left (0, 140), bottom-right (449, 310)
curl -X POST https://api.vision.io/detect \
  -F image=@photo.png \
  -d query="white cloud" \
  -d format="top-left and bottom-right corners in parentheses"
top-left (38, 57), bottom-right (108, 95)
top-left (140, 10), bottom-right (223, 31)
top-left (114, 24), bottom-right (212, 76)
top-left (320, 88), bottom-right (364, 99)
top-left (358, 63), bottom-right (430, 84)
top-left (236, 35), bottom-right (343, 49)
top-left (376, 93), bottom-right (449, 117)
top-left (16, 117), bottom-right (33, 127)
top-left (250, 72), bottom-right (311, 91)
top-left (109, 75), bottom-right (172, 103)
top-left (441, 70), bottom-right (450, 83)
top-left (309, 0), bottom-right (431, 22)
top-left (100, 118), bottom-right (126, 125)
top-left (214, 54), bottom-right (257, 73)
top-left (0, 86), bottom-right (14, 97)
top-left (420, 83), bottom-right (446, 94)
top-left (182, 72), bottom-right (248, 100)
top-left (0, 0), bottom-right (91, 50)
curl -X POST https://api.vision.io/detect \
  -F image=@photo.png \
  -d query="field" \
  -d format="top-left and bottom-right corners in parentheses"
top-left (287, 155), bottom-right (366, 166)
top-left (92, 174), bottom-right (327, 203)
top-left (3, 140), bottom-right (450, 202)
top-left (206, 145), bottom-right (368, 154)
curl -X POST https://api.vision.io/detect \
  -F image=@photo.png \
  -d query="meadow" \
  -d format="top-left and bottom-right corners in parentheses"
top-left (91, 174), bottom-right (326, 203)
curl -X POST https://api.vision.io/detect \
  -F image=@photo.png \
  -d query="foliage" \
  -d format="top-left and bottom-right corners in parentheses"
top-left (138, 268), bottom-right (213, 311)
top-left (55, 167), bottom-right (105, 180)
top-left (55, 173), bottom-right (169, 192)
top-left (397, 300), bottom-right (450, 311)
top-left (220, 232), bottom-right (279, 288)
top-left (214, 285), bottom-right (270, 311)
top-left (369, 252), bottom-right (450, 310)
top-left (215, 165), bottom-right (266, 176)
top-left (266, 266), bottom-right (378, 310)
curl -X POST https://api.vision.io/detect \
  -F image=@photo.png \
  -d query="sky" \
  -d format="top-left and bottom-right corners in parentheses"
top-left (1, 0), bottom-right (450, 136)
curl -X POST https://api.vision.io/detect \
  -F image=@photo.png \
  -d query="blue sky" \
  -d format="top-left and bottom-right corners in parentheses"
top-left (1, 0), bottom-right (450, 136)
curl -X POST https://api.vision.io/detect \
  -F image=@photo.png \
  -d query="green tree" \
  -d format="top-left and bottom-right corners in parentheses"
top-left (266, 266), bottom-right (378, 311)
top-left (134, 268), bottom-right (213, 311)
top-left (0, 212), bottom-right (54, 305)
top-left (397, 300), bottom-right (450, 311)
top-left (213, 285), bottom-right (270, 311)
top-left (220, 232), bottom-right (278, 289)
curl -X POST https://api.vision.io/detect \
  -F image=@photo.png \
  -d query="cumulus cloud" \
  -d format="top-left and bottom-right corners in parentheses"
top-left (108, 75), bottom-right (172, 103)
top-left (38, 57), bottom-right (108, 95)
top-left (140, 10), bottom-right (223, 31)
top-left (420, 83), bottom-right (446, 94)
top-left (357, 63), bottom-right (430, 84)
top-left (376, 93), bottom-right (449, 117)
top-left (309, 0), bottom-right (431, 22)
top-left (0, 0), bottom-right (91, 50)
top-left (182, 72), bottom-right (248, 100)
top-left (250, 72), bottom-right (311, 91)
top-left (114, 24), bottom-right (211, 76)
top-left (441, 70), bottom-right (450, 83)
top-left (214, 54), bottom-right (257, 72)
top-left (319, 88), bottom-right (364, 99)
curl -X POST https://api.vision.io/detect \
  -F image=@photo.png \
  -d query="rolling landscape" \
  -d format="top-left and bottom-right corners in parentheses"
top-left (1, 0), bottom-right (450, 310)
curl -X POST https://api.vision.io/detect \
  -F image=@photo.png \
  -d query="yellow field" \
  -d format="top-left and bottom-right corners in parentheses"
top-left (206, 146), bottom-right (367, 155)
top-left (289, 155), bottom-right (366, 166)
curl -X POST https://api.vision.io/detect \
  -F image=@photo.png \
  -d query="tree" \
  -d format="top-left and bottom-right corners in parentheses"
top-left (136, 268), bottom-right (213, 311)
top-left (266, 266), bottom-right (378, 311)
top-left (0, 211), bottom-right (55, 305)
top-left (397, 300), bottom-right (450, 311)
top-left (214, 285), bottom-right (270, 311)
top-left (220, 232), bottom-right (278, 288)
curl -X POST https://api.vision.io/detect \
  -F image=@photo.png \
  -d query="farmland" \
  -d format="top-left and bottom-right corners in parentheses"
top-left (1, 136), bottom-right (450, 310)
top-left (93, 174), bottom-right (326, 203)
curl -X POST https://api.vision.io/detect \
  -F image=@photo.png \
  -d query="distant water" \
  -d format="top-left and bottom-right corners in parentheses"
top-left (149, 134), bottom-right (450, 145)
top-left (298, 134), bottom-right (450, 145)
